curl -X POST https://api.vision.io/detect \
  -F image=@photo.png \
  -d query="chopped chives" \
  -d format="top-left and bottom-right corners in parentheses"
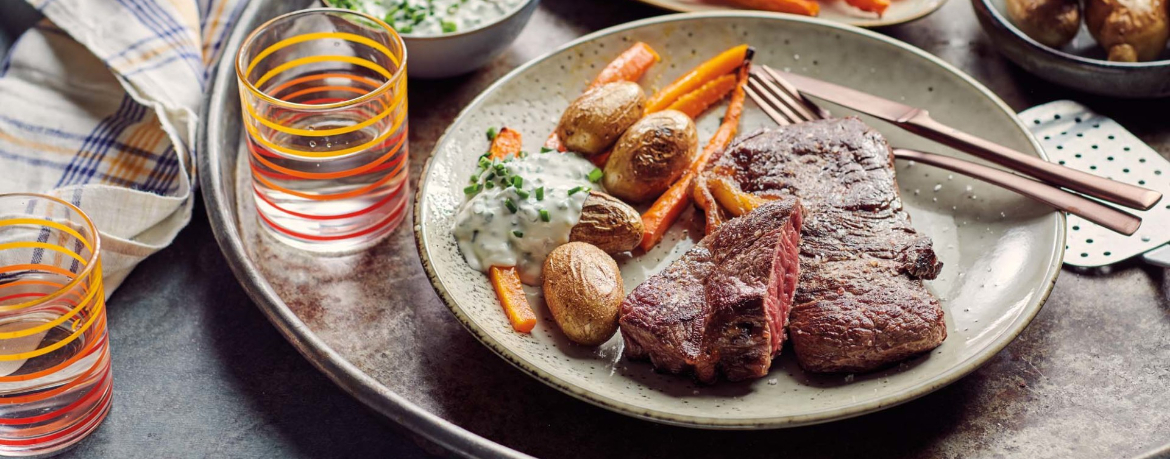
top-left (484, 172), bottom-right (495, 181)
top-left (504, 199), bottom-right (518, 213)
top-left (469, 174), bottom-right (479, 183)
top-left (513, 230), bottom-right (524, 238)
top-left (463, 184), bottom-right (480, 195)
top-left (486, 127), bottom-right (498, 141)
top-left (587, 168), bottom-right (603, 183)
top-left (485, 181), bottom-right (495, 189)
top-left (478, 157), bottom-right (491, 169)
top-left (518, 150), bottom-right (528, 158)
top-left (511, 176), bottom-right (524, 188)
top-left (515, 189), bottom-right (530, 199)
top-left (441, 20), bottom-right (457, 33)
top-left (540, 146), bottom-right (553, 153)
top-left (535, 186), bottom-right (544, 201)
top-left (539, 209), bottom-right (550, 222)
top-left (568, 186), bottom-right (589, 196)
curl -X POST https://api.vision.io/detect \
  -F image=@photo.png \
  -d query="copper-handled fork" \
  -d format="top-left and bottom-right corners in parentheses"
top-left (744, 66), bottom-right (1143, 236)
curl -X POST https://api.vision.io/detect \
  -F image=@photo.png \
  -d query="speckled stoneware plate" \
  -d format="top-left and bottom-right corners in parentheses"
top-left (416, 13), bottom-right (1065, 429)
top-left (633, 0), bottom-right (947, 28)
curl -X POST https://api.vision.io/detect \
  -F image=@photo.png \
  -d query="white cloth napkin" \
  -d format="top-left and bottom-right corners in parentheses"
top-left (0, 0), bottom-right (247, 293)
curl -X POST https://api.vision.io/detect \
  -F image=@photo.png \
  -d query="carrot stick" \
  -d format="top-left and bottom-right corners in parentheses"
top-left (489, 266), bottom-right (537, 333)
top-left (488, 127), bottom-right (523, 160)
top-left (692, 172), bottom-right (727, 234)
top-left (545, 42), bottom-right (662, 152)
top-left (845, 0), bottom-right (889, 15)
top-left (639, 64), bottom-right (750, 252)
top-left (708, 174), bottom-right (771, 217)
top-left (644, 44), bottom-right (751, 113)
top-left (588, 42), bottom-right (661, 90)
top-left (665, 73), bottom-right (738, 119)
top-left (724, 0), bottom-right (820, 16)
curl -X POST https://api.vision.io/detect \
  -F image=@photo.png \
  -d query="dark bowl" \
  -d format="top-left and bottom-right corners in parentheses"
top-left (972, 0), bottom-right (1170, 98)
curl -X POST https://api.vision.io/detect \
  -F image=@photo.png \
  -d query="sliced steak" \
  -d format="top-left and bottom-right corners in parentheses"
top-left (706, 117), bottom-right (946, 373)
top-left (619, 198), bottom-right (802, 383)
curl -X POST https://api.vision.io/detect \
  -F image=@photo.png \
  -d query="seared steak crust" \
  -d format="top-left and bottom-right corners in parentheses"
top-left (620, 198), bottom-right (802, 383)
top-left (709, 118), bottom-right (946, 373)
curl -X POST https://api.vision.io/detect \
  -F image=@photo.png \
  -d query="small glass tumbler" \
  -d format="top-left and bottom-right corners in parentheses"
top-left (236, 8), bottom-right (409, 252)
top-left (0, 193), bottom-right (111, 456)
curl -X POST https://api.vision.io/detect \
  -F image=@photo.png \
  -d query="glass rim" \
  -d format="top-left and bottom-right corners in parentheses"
top-left (235, 7), bottom-right (408, 111)
top-left (0, 193), bottom-right (102, 308)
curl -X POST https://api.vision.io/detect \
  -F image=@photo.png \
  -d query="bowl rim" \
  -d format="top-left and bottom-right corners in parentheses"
top-left (415, 11), bottom-right (1066, 429)
top-left (323, 0), bottom-right (539, 41)
top-left (974, 0), bottom-right (1170, 68)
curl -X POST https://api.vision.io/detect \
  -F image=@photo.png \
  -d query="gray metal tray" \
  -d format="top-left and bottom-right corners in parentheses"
top-left (198, 1), bottom-right (1170, 458)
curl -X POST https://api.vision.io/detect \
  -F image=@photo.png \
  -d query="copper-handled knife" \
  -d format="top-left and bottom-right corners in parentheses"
top-left (769, 67), bottom-right (1164, 211)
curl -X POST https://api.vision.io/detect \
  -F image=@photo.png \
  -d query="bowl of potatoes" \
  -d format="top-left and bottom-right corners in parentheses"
top-left (973, 0), bottom-right (1170, 97)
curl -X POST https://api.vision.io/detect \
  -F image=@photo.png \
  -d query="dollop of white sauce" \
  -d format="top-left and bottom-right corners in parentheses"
top-left (453, 153), bottom-right (596, 285)
top-left (350, 0), bottom-right (527, 36)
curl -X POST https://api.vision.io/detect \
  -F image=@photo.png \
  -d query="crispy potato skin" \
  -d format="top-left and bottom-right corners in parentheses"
top-left (602, 110), bottom-right (698, 203)
top-left (1007, 0), bottom-right (1081, 47)
top-left (1086, 0), bottom-right (1170, 61)
top-left (555, 82), bottom-right (646, 155)
top-left (542, 242), bottom-right (624, 346)
top-left (569, 192), bottom-right (643, 255)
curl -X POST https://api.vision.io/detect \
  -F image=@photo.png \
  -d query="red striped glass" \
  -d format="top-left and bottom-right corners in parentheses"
top-left (0, 193), bottom-right (111, 455)
top-left (236, 8), bottom-right (408, 252)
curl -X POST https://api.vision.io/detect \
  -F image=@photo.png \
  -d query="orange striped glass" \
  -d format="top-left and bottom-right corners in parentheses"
top-left (236, 8), bottom-right (409, 252)
top-left (0, 193), bottom-right (111, 455)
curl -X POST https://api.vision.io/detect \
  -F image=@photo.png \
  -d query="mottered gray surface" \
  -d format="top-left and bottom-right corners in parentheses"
top-left (4, 0), bottom-right (1162, 457)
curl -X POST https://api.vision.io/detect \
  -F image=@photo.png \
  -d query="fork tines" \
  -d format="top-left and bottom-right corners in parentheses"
top-left (746, 66), bottom-right (829, 125)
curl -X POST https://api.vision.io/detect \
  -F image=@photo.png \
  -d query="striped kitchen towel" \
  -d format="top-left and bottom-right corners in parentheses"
top-left (0, 0), bottom-right (247, 293)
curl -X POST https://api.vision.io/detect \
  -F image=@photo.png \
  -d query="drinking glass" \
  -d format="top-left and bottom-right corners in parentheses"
top-left (236, 8), bottom-right (409, 252)
top-left (0, 193), bottom-right (111, 456)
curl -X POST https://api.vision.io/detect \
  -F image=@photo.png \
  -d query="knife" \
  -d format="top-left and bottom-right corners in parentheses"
top-left (767, 66), bottom-right (1163, 211)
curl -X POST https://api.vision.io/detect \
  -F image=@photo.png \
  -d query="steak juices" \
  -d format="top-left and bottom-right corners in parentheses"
top-left (619, 118), bottom-right (947, 382)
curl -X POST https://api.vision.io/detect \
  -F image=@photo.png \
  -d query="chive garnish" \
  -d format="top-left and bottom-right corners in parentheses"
top-left (463, 184), bottom-right (480, 195)
top-left (512, 176), bottom-right (524, 188)
top-left (587, 168), bottom-right (603, 183)
top-left (515, 189), bottom-right (530, 199)
top-left (469, 174), bottom-right (479, 183)
top-left (535, 186), bottom-right (544, 201)
top-left (540, 209), bottom-right (550, 222)
top-left (484, 172), bottom-right (495, 181)
top-left (485, 181), bottom-right (495, 189)
top-left (540, 146), bottom-right (553, 153)
top-left (441, 20), bottom-right (457, 33)
top-left (568, 186), bottom-right (588, 196)
top-left (486, 127), bottom-right (498, 141)
top-left (505, 199), bottom-right (518, 213)
top-left (513, 230), bottom-right (524, 238)
top-left (478, 157), bottom-right (491, 169)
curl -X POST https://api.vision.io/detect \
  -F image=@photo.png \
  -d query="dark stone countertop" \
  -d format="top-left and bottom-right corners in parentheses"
top-left (38, 0), bottom-right (1170, 457)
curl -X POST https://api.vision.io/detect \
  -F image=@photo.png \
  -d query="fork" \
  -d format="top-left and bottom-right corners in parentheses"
top-left (744, 67), bottom-right (1142, 236)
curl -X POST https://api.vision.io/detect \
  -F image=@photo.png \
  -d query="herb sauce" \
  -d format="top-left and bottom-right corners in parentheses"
top-left (453, 152), bottom-right (596, 285)
top-left (329, 0), bottom-right (528, 36)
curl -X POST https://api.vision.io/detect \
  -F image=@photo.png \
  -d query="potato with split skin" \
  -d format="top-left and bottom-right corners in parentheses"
top-left (569, 191), bottom-right (643, 255)
top-left (1006, 0), bottom-right (1081, 48)
top-left (1086, 0), bottom-right (1170, 62)
top-left (542, 242), bottom-right (624, 346)
top-left (603, 110), bottom-right (698, 203)
top-left (555, 82), bottom-right (646, 155)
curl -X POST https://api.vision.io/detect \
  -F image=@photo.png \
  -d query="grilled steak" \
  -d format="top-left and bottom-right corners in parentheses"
top-left (705, 117), bottom-right (946, 373)
top-left (619, 198), bottom-right (802, 384)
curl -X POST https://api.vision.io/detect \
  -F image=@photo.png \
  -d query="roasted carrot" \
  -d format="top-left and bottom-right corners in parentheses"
top-left (725, 0), bottom-right (820, 16)
top-left (588, 42), bottom-right (661, 90)
top-left (545, 42), bottom-right (662, 153)
top-left (489, 266), bottom-right (537, 333)
top-left (644, 44), bottom-right (751, 113)
top-left (665, 73), bottom-right (738, 119)
top-left (708, 175), bottom-right (771, 216)
top-left (845, 0), bottom-right (889, 15)
top-left (488, 127), bottom-right (523, 160)
top-left (692, 173), bottom-right (728, 234)
top-left (640, 64), bottom-right (750, 252)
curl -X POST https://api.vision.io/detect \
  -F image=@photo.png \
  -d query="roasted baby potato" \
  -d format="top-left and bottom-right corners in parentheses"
top-left (602, 110), bottom-right (698, 203)
top-left (569, 192), bottom-right (644, 254)
top-left (555, 82), bottom-right (646, 155)
top-left (1006, 0), bottom-right (1081, 48)
top-left (542, 242), bottom-right (624, 346)
top-left (1086, 0), bottom-right (1170, 61)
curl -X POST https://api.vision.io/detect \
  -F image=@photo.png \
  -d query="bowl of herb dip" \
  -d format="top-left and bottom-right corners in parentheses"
top-left (324, 0), bottom-right (539, 78)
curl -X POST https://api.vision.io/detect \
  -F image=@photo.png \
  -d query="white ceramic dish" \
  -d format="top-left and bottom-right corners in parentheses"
top-left (633, 0), bottom-right (947, 28)
top-left (415, 12), bottom-right (1065, 429)
top-left (321, 0), bottom-right (540, 78)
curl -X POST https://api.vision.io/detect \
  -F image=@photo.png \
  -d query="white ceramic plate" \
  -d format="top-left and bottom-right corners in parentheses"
top-left (415, 13), bottom-right (1064, 429)
top-left (634, 0), bottom-right (947, 28)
